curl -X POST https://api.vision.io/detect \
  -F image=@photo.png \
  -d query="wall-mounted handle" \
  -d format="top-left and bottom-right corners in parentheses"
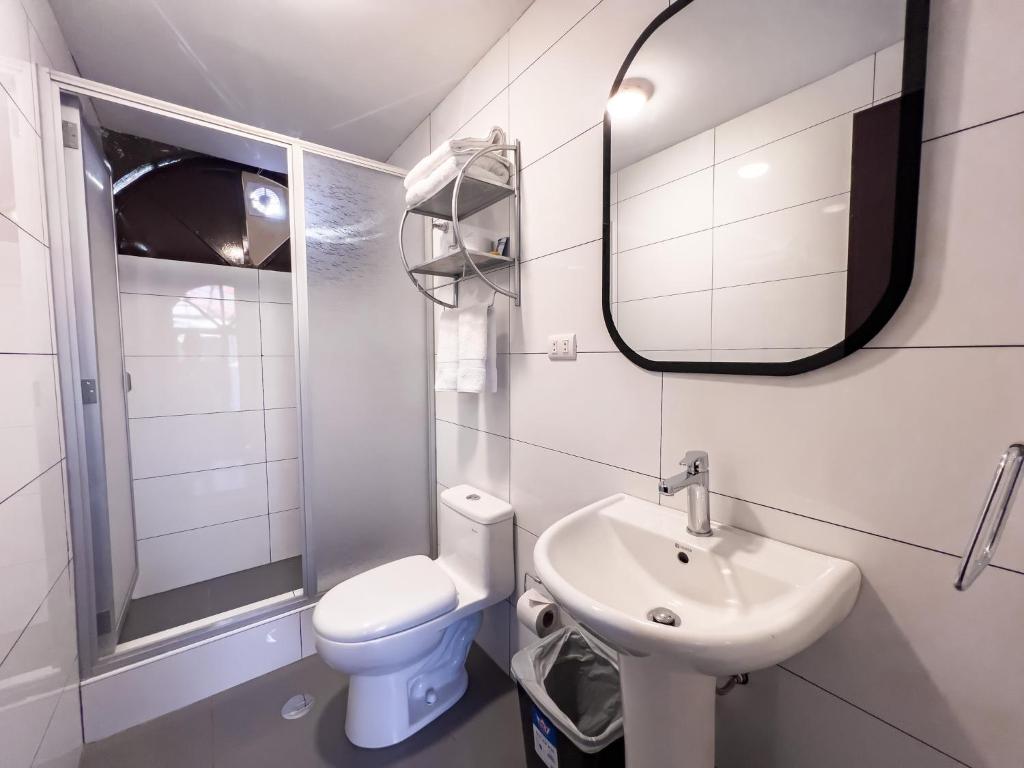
top-left (955, 443), bottom-right (1024, 591)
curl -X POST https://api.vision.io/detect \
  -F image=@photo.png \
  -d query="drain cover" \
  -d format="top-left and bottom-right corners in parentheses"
top-left (281, 694), bottom-right (315, 720)
top-left (647, 607), bottom-right (680, 627)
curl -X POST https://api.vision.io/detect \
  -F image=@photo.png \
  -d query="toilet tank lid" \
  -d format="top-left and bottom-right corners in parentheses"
top-left (441, 485), bottom-right (513, 524)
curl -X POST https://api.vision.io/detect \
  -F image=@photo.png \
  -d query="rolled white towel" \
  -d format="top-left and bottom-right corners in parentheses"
top-left (456, 304), bottom-right (497, 394)
top-left (435, 308), bottom-right (460, 391)
top-left (405, 156), bottom-right (510, 209)
top-left (404, 133), bottom-right (507, 191)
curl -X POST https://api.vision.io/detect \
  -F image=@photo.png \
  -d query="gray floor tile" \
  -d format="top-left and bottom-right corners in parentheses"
top-left (80, 698), bottom-right (215, 768)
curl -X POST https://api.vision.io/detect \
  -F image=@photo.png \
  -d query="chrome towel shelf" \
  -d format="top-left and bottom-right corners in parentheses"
top-left (398, 129), bottom-right (521, 309)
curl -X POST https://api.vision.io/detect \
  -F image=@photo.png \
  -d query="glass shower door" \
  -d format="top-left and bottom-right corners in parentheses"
top-left (298, 151), bottom-right (431, 594)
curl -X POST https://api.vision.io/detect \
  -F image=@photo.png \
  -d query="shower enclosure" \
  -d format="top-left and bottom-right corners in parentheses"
top-left (42, 73), bottom-right (432, 679)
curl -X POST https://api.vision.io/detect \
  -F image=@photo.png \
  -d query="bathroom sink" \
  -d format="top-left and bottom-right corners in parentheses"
top-left (534, 493), bottom-right (860, 675)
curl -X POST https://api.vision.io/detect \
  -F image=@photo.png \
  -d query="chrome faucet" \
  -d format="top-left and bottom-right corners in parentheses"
top-left (659, 450), bottom-right (712, 536)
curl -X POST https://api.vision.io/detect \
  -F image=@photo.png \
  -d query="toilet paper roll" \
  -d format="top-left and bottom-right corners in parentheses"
top-left (516, 588), bottom-right (561, 638)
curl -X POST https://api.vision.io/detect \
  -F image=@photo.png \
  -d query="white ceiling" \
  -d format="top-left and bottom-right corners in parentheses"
top-left (612, 0), bottom-right (905, 170)
top-left (51, 0), bottom-right (532, 163)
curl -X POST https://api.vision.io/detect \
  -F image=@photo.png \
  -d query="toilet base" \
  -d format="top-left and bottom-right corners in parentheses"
top-left (344, 612), bottom-right (482, 749)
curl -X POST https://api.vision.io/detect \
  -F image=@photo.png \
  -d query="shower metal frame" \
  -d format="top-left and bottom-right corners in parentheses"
top-left (39, 71), bottom-right (439, 679)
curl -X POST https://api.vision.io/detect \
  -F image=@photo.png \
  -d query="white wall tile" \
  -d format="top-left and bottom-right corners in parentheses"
top-left (119, 293), bottom-right (261, 357)
top-left (269, 508), bottom-right (302, 562)
top-left (435, 353), bottom-right (510, 437)
top-left (617, 230), bottom-right (712, 302)
top-left (430, 35), bottom-right (509, 148)
top-left (714, 115), bottom-right (852, 226)
top-left (387, 117), bottom-right (430, 171)
top-left (125, 356), bottom-right (263, 417)
top-left (0, 216), bottom-right (52, 353)
top-left (476, 599), bottom-right (511, 672)
top-left (513, 524), bottom-right (539, 602)
top-left (81, 613), bottom-right (300, 741)
top-left (435, 419), bottom-right (510, 499)
top-left (617, 291), bottom-right (712, 353)
top-left (261, 356), bottom-right (296, 409)
top-left (520, 125), bottom-right (602, 261)
top-left (511, 241), bottom-right (613, 353)
top-left (713, 195), bottom-right (849, 288)
top-left (0, 464), bottom-right (66, 663)
top-left (617, 168), bottom-right (713, 252)
top-left (715, 55), bottom-right (873, 162)
top-left (510, 353), bottom-right (661, 475)
top-left (0, 566), bottom-right (76, 767)
top-left (510, 440), bottom-right (658, 538)
top-left (0, 354), bottom-right (60, 503)
top-left (133, 464), bottom-right (269, 539)
top-left (712, 493), bottom-right (1024, 768)
top-left (267, 458), bottom-right (299, 513)
top-left (134, 515), bottom-right (270, 597)
top-left (0, 92), bottom-right (46, 242)
top-left (710, 347), bottom-right (826, 364)
top-left (509, 0), bottom-right (599, 81)
top-left (129, 410), bottom-right (266, 479)
top-left (617, 129), bottom-right (714, 200)
top-left (298, 606), bottom-right (316, 658)
top-left (259, 301), bottom-right (294, 356)
top-left (31, 677), bottom-right (82, 768)
top-left (870, 114), bottom-right (1024, 347)
top-left (509, 0), bottom-right (664, 167)
top-left (873, 42), bottom-right (904, 102)
top-left (0, 0), bottom-right (35, 128)
top-left (711, 272), bottom-right (847, 351)
top-left (257, 270), bottom-right (292, 304)
top-left (717, 665), bottom-right (963, 768)
top-left (117, 255), bottom-right (259, 301)
top-left (19, 0), bottom-right (77, 74)
top-left (662, 347), bottom-right (1024, 571)
top-left (264, 407), bottom-right (298, 461)
top-left (923, 0), bottom-right (1024, 139)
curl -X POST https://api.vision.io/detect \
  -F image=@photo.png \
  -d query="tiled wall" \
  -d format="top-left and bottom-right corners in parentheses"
top-left (610, 44), bottom-right (903, 360)
top-left (392, 1), bottom-right (1024, 766)
top-left (0, 0), bottom-right (83, 765)
top-left (119, 256), bottom-right (301, 598)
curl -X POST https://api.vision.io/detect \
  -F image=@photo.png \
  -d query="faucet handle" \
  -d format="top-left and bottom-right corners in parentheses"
top-left (679, 450), bottom-right (709, 473)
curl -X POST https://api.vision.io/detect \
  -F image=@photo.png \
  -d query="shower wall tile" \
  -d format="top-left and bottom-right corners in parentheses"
top-left (134, 515), bottom-right (270, 597)
top-left (261, 356), bottom-right (296, 409)
top-left (133, 464), bottom-right (269, 539)
top-left (269, 508), bottom-right (302, 562)
top-left (129, 410), bottom-right (266, 479)
top-left (0, 216), bottom-right (53, 354)
top-left (120, 293), bottom-right (262, 357)
top-left (117, 254), bottom-right (260, 301)
top-left (267, 458), bottom-right (300, 514)
top-left (0, 353), bottom-right (61, 504)
top-left (264, 407), bottom-right (298, 461)
top-left (125, 356), bottom-right (264, 417)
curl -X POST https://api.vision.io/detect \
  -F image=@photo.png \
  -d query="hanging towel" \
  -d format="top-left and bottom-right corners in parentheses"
top-left (456, 304), bottom-right (497, 394)
top-left (435, 309), bottom-right (460, 391)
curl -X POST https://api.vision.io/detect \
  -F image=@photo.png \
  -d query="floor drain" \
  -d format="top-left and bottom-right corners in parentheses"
top-left (281, 694), bottom-right (315, 720)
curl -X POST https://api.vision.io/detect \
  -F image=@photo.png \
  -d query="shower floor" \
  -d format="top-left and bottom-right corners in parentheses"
top-left (81, 643), bottom-right (527, 767)
top-left (119, 557), bottom-right (303, 643)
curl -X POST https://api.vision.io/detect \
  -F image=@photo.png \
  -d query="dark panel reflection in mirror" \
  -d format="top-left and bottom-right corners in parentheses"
top-left (605, 0), bottom-right (928, 373)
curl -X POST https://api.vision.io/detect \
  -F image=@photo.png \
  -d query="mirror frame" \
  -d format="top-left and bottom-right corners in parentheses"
top-left (602, 0), bottom-right (931, 375)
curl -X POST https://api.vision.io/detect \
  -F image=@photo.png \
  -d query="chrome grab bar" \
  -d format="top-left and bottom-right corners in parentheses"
top-left (955, 443), bottom-right (1024, 591)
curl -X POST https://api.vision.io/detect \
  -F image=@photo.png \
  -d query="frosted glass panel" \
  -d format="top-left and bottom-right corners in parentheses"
top-left (301, 153), bottom-right (430, 594)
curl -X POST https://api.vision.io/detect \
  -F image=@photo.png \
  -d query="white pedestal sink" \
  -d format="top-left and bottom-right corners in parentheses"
top-left (534, 494), bottom-right (861, 768)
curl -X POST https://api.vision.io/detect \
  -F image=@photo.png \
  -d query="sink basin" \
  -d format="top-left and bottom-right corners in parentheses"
top-left (534, 493), bottom-right (861, 768)
top-left (535, 493), bottom-right (860, 675)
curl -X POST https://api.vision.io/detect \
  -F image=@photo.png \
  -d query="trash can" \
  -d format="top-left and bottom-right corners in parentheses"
top-left (512, 627), bottom-right (625, 768)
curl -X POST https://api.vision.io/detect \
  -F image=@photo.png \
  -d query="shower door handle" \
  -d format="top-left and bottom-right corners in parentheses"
top-left (955, 443), bottom-right (1024, 590)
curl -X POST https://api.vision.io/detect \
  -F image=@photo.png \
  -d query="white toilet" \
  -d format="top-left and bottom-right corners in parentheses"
top-left (312, 484), bottom-right (513, 748)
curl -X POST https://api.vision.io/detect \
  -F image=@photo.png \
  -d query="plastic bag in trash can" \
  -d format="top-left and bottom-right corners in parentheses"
top-left (512, 627), bottom-right (623, 752)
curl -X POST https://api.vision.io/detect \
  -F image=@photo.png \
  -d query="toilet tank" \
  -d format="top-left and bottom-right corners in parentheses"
top-left (437, 485), bottom-right (514, 601)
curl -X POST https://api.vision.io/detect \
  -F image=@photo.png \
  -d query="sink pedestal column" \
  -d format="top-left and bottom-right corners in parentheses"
top-left (618, 655), bottom-right (715, 768)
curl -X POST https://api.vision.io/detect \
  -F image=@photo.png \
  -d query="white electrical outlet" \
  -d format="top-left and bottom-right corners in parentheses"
top-left (547, 333), bottom-right (577, 360)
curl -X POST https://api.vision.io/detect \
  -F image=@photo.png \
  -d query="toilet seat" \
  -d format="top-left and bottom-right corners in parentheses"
top-left (314, 555), bottom-right (458, 643)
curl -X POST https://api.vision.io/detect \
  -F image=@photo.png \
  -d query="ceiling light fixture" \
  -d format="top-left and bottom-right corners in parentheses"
top-left (607, 78), bottom-right (654, 120)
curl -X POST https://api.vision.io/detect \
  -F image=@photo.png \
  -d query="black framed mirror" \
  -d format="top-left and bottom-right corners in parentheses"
top-left (603, 0), bottom-right (930, 375)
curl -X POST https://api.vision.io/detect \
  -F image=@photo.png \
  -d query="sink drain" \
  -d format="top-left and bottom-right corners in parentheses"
top-left (646, 607), bottom-right (680, 627)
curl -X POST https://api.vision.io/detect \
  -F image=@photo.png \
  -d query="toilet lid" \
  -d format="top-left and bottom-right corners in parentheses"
top-left (314, 555), bottom-right (458, 643)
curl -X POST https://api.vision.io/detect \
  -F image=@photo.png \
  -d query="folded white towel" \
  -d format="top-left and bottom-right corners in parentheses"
top-left (435, 309), bottom-right (460, 392)
top-left (456, 304), bottom-right (497, 394)
top-left (405, 155), bottom-right (510, 209)
top-left (404, 134), bottom-right (507, 190)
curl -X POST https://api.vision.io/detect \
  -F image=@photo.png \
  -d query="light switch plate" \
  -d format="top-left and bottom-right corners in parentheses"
top-left (548, 333), bottom-right (577, 360)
